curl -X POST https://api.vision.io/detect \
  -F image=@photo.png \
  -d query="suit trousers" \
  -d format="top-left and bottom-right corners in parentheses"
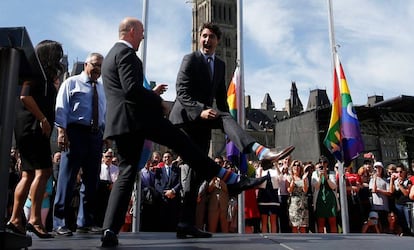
top-left (178, 111), bottom-right (256, 226)
top-left (196, 111), bottom-right (256, 153)
top-left (102, 117), bottom-right (222, 233)
top-left (54, 125), bottom-right (103, 228)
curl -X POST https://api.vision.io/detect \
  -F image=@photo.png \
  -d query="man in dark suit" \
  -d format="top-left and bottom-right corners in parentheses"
top-left (140, 159), bottom-right (158, 232)
top-left (169, 22), bottom-right (294, 238)
top-left (100, 17), bottom-right (271, 247)
top-left (154, 152), bottom-right (182, 231)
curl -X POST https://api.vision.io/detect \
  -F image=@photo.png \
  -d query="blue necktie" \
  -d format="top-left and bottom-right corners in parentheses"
top-left (166, 167), bottom-right (170, 177)
top-left (207, 56), bottom-right (213, 80)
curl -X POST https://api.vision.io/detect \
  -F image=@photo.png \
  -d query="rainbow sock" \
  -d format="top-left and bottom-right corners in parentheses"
top-left (217, 168), bottom-right (239, 184)
top-left (252, 143), bottom-right (269, 160)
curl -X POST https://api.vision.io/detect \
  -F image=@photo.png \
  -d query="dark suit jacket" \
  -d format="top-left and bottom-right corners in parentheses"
top-left (154, 165), bottom-right (182, 201)
top-left (101, 42), bottom-right (163, 139)
top-left (169, 50), bottom-right (228, 125)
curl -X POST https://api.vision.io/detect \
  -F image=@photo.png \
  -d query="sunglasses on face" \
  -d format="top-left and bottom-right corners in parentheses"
top-left (88, 62), bottom-right (102, 68)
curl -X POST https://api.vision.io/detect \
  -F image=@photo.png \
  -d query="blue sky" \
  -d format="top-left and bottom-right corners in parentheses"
top-left (1, 0), bottom-right (413, 109)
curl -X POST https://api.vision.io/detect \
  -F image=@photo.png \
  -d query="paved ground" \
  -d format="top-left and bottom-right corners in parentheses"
top-left (14, 232), bottom-right (414, 250)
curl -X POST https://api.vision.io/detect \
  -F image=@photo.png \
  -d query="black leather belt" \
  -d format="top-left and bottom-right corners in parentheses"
top-left (67, 123), bottom-right (101, 133)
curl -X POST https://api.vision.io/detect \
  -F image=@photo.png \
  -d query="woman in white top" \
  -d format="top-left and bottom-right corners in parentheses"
top-left (256, 160), bottom-right (284, 233)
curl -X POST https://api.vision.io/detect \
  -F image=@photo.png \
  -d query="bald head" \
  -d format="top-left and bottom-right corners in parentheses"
top-left (118, 17), bottom-right (144, 51)
top-left (119, 17), bottom-right (141, 37)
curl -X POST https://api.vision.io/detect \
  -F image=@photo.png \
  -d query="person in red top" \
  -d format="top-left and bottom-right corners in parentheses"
top-left (409, 160), bottom-right (414, 184)
top-left (343, 164), bottom-right (363, 233)
top-left (244, 163), bottom-right (261, 233)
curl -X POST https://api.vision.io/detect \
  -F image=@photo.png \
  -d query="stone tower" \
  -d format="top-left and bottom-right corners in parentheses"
top-left (191, 0), bottom-right (237, 86)
top-left (306, 88), bottom-right (330, 111)
top-left (261, 93), bottom-right (275, 111)
top-left (287, 81), bottom-right (303, 116)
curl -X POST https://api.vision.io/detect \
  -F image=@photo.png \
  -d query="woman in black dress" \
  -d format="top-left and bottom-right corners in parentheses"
top-left (6, 40), bottom-right (63, 238)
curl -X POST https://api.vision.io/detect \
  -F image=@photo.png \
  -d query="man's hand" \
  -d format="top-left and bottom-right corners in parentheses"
top-left (164, 189), bottom-right (176, 199)
top-left (200, 108), bottom-right (218, 120)
top-left (153, 84), bottom-right (168, 95)
top-left (57, 127), bottom-right (69, 151)
top-left (39, 118), bottom-right (51, 136)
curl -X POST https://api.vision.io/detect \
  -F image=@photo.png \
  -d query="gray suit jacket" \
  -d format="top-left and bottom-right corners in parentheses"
top-left (154, 164), bottom-right (182, 200)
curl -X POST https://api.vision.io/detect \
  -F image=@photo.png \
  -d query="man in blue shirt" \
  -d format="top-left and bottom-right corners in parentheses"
top-left (53, 52), bottom-right (106, 236)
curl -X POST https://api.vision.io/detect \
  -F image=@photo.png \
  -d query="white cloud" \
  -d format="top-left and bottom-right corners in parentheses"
top-left (243, 0), bottom-right (329, 108)
top-left (55, 10), bottom-right (118, 62)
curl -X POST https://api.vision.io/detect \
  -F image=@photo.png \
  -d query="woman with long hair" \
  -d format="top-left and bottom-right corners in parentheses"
top-left (287, 160), bottom-right (309, 233)
top-left (7, 40), bottom-right (63, 238)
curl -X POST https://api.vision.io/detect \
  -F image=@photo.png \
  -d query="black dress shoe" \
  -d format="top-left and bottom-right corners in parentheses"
top-left (227, 174), bottom-right (269, 196)
top-left (261, 145), bottom-right (295, 162)
top-left (176, 224), bottom-right (212, 239)
top-left (6, 221), bottom-right (26, 235)
top-left (26, 223), bottom-right (54, 238)
top-left (101, 230), bottom-right (118, 248)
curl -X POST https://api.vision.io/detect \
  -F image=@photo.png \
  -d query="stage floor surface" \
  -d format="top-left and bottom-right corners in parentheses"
top-left (24, 232), bottom-right (414, 250)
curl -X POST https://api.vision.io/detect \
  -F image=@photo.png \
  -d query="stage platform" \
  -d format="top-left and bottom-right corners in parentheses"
top-left (24, 232), bottom-right (413, 250)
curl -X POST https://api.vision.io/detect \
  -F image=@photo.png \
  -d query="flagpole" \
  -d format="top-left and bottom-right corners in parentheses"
top-left (236, 0), bottom-right (245, 234)
top-left (132, 0), bottom-right (149, 233)
top-left (327, 0), bottom-right (349, 234)
top-left (327, 0), bottom-right (337, 68)
top-left (237, 1), bottom-right (245, 129)
top-left (139, 0), bottom-right (149, 72)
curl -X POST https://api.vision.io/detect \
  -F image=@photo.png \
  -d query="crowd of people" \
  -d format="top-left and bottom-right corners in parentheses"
top-left (138, 152), bottom-right (414, 236)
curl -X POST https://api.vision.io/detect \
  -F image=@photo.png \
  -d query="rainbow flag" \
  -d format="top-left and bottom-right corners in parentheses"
top-left (337, 58), bottom-right (364, 164)
top-left (227, 66), bottom-right (239, 120)
top-left (323, 67), bottom-right (342, 161)
top-left (226, 66), bottom-right (248, 174)
top-left (324, 54), bottom-right (364, 164)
